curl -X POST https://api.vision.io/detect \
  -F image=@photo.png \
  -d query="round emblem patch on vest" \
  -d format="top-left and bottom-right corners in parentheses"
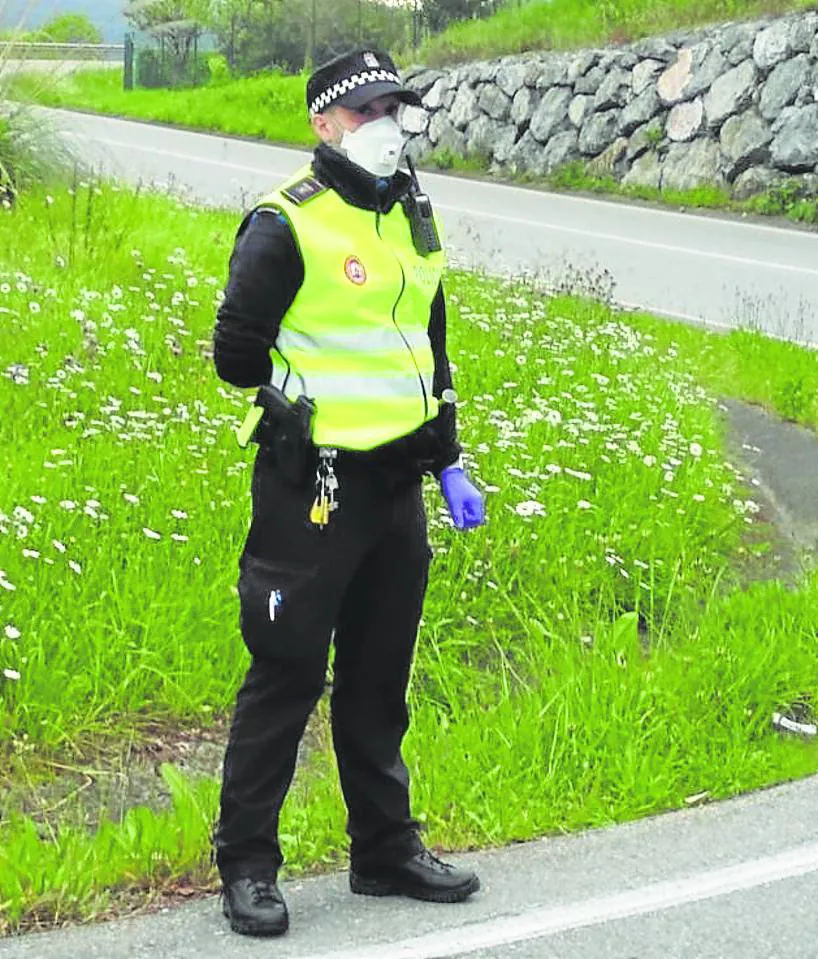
top-left (344, 256), bottom-right (367, 286)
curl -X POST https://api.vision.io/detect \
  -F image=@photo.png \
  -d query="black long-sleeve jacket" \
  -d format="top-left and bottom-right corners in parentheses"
top-left (213, 143), bottom-right (461, 477)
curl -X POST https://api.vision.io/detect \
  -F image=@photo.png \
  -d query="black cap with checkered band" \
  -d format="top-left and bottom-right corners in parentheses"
top-left (306, 49), bottom-right (422, 117)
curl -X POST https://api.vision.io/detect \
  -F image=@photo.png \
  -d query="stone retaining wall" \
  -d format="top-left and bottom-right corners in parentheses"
top-left (400, 11), bottom-right (818, 199)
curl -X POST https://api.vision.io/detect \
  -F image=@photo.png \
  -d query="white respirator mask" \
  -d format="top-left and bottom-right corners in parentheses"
top-left (339, 115), bottom-right (406, 178)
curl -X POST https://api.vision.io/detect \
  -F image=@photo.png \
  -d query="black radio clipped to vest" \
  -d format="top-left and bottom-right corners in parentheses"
top-left (404, 157), bottom-right (442, 257)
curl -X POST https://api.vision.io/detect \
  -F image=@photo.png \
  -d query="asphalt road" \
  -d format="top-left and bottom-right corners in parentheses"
top-left (45, 107), bottom-right (818, 343)
top-left (5, 109), bottom-right (818, 958)
top-left (4, 775), bottom-right (818, 959)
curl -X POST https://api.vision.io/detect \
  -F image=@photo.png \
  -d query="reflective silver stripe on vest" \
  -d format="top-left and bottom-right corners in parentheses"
top-left (276, 327), bottom-right (430, 355)
top-left (271, 365), bottom-right (432, 400)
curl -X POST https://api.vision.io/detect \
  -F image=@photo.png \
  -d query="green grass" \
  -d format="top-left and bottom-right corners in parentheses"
top-left (4, 181), bottom-right (818, 932)
top-left (6, 67), bottom-right (312, 146)
top-left (416, 0), bottom-right (818, 66)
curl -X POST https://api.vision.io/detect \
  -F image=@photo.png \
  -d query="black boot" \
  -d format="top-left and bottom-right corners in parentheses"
top-left (221, 872), bottom-right (289, 937)
top-left (350, 848), bottom-right (480, 903)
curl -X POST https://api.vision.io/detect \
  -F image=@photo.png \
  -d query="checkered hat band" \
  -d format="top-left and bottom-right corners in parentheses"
top-left (309, 69), bottom-right (401, 115)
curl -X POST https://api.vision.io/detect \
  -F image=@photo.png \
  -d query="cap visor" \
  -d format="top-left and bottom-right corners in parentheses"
top-left (337, 82), bottom-right (422, 111)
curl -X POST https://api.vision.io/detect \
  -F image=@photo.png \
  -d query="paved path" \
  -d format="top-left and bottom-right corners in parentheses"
top-left (43, 107), bottom-right (818, 343)
top-left (4, 775), bottom-right (818, 958)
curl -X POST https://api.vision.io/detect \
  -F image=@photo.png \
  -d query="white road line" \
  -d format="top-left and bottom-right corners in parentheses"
top-left (66, 133), bottom-right (818, 278)
top-left (304, 841), bottom-right (818, 959)
top-left (420, 166), bottom-right (818, 245)
top-left (65, 131), bottom-right (296, 179)
top-left (435, 202), bottom-right (818, 277)
top-left (63, 112), bottom-right (818, 246)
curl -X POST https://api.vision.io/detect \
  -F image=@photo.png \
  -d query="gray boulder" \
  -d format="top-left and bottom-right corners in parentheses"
top-left (449, 86), bottom-right (481, 130)
top-left (507, 130), bottom-right (545, 175)
top-left (532, 56), bottom-right (572, 89)
top-left (727, 40), bottom-right (753, 66)
top-left (404, 69), bottom-right (444, 96)
top-left (627, 118), bottom-right (664, 160)
top-left (575, 65), bottom-right (606, 96)
top-left (511, 87), bottom-right (538, 127)
top-left (772, 105), bottom-right (800, 135)
top-left (753, 20), bottom-right (793, 71)
top-left (622, 151), bottom-right (663, 189)
top-left (495, 61), bottom-right (528, 98)
top-left (667, 98), bottom-right (704, 142)
top-left (542, 130), bottom-right (580, 172)
top-left (478, 84), bottom-right (512, 122)
top-left (791, 13), bottom-right (818, 53)
top-left (437, 123), bottom-right (467, 157)
top-left (427, 110), bottom-right (449, 145)
top-left (401, 105), bottom-right (429, 136)
top-left (719, 109), bottom-right (773, 179)
top-left (492, 126), bottom-right (520, 165)
top-left (568, 94), bottom-right (592, 128)
top-left (579, 110), bottom-right (619, 155)
top-left (587, 137), bottom-right (628, 177)
top-left (731, 165), bottom-right (787, 200)
top-left (685, 46), bottom-right (728, 98)
top-left (567, 51), bottom-right (599, 84)
top-left (466, 115), bottom-right (503, 157)
top-left (632, 37), bottom-right (678, 61)
top-left (594, 67), bottom-right (632, 111)
top-left (657, 44), bottom-right (722, 105)
top-left (529, 87), bottom-right (573, 143)
top-left (704, 59), bottom-right (757, 127)
top-left (422, 77), bottom-right (450, 111)
top-left (661, 139), bottom-right (726, 190)
top-left (759, 55), bottom-right (811, 120)
top-left (618, 88), bottom-right (662, 136)
top-left (718, 21), bottom-right (756, 54)
top-left (632, 59), bottom-right (663, 95)
top-left (770, 104), bottom-right (818, 171)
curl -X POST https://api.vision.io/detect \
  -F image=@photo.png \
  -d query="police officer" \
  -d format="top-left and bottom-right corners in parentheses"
top-left (212, 48), bottom-right (486, 938)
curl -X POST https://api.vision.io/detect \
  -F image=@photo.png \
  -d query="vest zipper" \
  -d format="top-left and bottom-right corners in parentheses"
top-left (375, 210), bottom-right (429, 421)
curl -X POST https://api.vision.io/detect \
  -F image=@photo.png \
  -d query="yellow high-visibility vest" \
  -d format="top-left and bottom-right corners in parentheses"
top-left (256, 165), bottom-right (445, 451)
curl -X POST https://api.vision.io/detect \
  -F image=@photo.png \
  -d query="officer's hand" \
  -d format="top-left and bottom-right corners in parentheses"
top-left (440, 466), bottom-right (485, 530)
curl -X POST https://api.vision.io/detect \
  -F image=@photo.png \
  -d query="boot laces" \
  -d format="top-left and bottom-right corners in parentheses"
top-left (418, 848), bottom-right (453, 874)
top-left (247, 876), bottom-right (280, 905)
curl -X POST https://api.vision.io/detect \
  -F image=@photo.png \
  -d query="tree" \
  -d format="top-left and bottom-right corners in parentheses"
top-left (422, 0), bottom-right (494, 32)
top-left (200, 0), bottom-right (412, 75)
top-left (124, 0), bottom-right (209, 86)
top-left (35, 13), bottom-right (103, 44)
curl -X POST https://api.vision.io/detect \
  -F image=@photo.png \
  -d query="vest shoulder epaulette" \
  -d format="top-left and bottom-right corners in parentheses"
top-left (281, 176), bottom-right (327, 206)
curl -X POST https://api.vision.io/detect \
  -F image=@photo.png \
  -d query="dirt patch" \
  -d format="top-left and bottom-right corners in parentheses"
top-left (0, 709), bottom-right (329, 833)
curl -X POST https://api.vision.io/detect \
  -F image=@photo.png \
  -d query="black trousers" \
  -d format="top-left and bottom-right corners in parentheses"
top-left (214, 449), bottom-right (431, 880)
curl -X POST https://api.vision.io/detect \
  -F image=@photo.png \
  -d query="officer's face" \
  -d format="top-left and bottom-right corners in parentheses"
top-left (313, 95), bottom-right (401, 145)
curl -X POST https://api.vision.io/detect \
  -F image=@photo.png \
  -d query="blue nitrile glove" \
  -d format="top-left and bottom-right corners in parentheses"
top-left (440, 465), bottom-right (485, 530)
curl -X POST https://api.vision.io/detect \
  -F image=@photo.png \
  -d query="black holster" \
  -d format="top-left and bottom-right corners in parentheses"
top-left (252, 385), bottom-right (316, 487)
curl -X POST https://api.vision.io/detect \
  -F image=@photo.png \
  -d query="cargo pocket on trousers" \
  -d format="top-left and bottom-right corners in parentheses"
top-left (238, 554), bottom-right (324, 659)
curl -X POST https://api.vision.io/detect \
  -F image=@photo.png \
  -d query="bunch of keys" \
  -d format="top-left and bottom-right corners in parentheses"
top-left (310, 447), bottom-right (339, 529)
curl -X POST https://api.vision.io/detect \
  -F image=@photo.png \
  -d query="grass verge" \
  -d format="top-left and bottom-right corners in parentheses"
top-left (414, 0), bottom-right (818, 67)
top-left (2, 182), bottom-right (818, 932)
top-left (6, 68), bottom-right (312, 146)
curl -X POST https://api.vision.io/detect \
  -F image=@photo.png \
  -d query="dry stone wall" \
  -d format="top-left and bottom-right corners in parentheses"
top-left (400, 11), bottom-right (818, 198)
